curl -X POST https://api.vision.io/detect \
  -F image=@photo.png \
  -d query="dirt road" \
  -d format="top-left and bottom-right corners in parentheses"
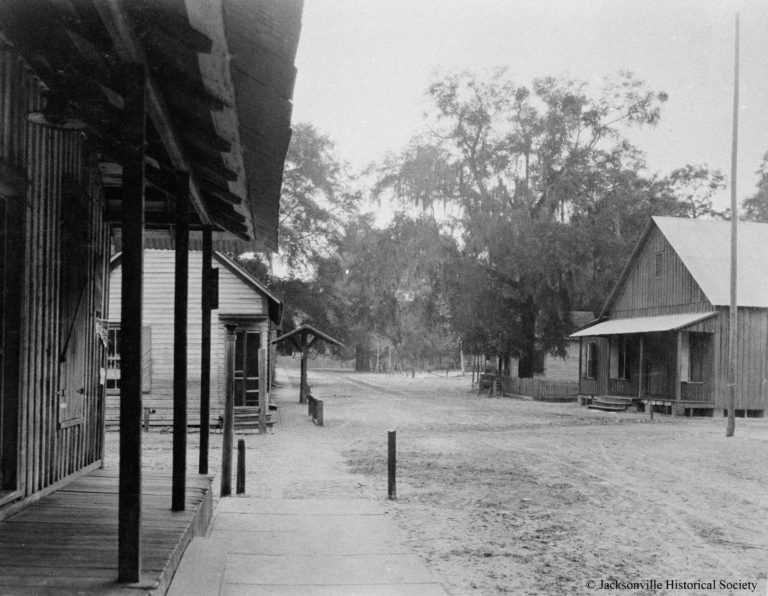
top-left (107, 368), bottom-right (768, 595)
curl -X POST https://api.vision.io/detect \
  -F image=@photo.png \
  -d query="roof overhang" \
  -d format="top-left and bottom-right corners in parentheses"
top-left (0, 0), bottom-right (302, 250)
top-left (570, 312), bottom-right (717, 338)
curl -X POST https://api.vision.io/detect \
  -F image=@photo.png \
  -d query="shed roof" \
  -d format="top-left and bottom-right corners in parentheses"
top-left (571, 312), bottom-right (716, 338)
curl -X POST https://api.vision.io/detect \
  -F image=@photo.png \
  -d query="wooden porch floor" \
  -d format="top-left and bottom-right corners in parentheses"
top-left (0, 469), bottom-right (212, 595)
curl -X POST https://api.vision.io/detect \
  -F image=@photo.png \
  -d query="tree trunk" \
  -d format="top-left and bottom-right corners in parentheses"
top-left (355, 344), bottom-right (371, 371)
top-left (517, 296), bottom-right (538, 378)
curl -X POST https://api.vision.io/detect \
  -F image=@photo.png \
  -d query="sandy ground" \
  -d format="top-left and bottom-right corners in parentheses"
top-left (106, 369), bottom-right (768, 595)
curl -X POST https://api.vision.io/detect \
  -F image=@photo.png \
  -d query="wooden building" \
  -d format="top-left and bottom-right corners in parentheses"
top-left (107, 246), bottom-right (282, 427)
top-left (0, 0), bottom-right (302, 589)
top-left (505, 311), bottom-right (595, 381)
top-left (572, 216), bottom-right (768, 417)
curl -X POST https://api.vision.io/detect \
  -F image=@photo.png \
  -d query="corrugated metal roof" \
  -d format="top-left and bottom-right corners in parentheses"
top-left (570, 312), bottom-right (716, 338)
top-left (654, 217), bottom-right (768, 308)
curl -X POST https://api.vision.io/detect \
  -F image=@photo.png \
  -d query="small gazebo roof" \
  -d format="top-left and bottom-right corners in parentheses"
top-left (272, 324), bottom-right (343, 350)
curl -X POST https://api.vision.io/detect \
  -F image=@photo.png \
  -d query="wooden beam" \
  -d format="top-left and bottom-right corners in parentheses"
top-left (172, 171), bottom-right (189, 512)
top-left (118, 62), bottom-right (145, 584)
top-left (198, 225), bottom-right (212, 475)
top-left (93, 0), bottom-right (213, 227)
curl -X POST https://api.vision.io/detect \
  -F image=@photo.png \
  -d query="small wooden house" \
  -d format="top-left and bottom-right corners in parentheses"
top-left (572, 216), bottom-right (768, 416)
top-left (506, 311), bottom-right (595, 380)
top-left (107, 246), bottom-right (282, 428)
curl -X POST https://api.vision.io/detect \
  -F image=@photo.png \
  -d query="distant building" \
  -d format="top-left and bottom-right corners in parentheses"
top-left (572, 216), bottom-right (768, 416)
top-left (108, 249), bottom-right (282, 427)
top-left (503, 311), bottom-right (595, 380)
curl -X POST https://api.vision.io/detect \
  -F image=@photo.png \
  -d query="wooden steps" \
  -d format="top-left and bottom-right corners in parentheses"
top-left (588, 395), bottom-right (633, 412)
top-left (232, 405), bottom-right (277, 430)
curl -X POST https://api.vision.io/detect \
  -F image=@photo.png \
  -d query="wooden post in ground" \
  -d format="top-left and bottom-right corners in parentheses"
top-left (236, 439), bottom-right (245, 494)
top-left (221, 324), bottom-right (237, 497)
top-left (258, 348), bottom-right (267, 434)
top-left (726, 13), bottom-right (739, 438)
top-left (172, 170), bottom-right (189, 512)
top-left (299, 329), bottom-right (309, 404)
top-left (199, 225), bottom-right (212, 474)
top-left (118, 62), bottom-right (145, 584)
top-left (388, 430), bottom-right (396, 500)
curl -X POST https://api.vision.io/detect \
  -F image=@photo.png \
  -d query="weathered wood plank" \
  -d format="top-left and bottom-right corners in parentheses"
top-left (0, 470), bottom-right (212, 593)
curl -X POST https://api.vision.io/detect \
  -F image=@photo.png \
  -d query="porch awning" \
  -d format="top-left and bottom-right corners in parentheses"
top-left (570, 312), bottom-right (717, 338)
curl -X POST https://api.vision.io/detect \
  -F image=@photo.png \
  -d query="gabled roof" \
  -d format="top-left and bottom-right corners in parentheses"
top-left (109, 249), bottom-right (283, 325)
top-left (602, 216), bottom-right (768, 314)
top-left (272, 324), bottom-right (344, 349)
top-left (213, 251), bottom-right (282, 326)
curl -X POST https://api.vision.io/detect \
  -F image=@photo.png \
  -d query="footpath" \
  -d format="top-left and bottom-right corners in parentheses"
top-left (167, 368), bottom-right (447, 596)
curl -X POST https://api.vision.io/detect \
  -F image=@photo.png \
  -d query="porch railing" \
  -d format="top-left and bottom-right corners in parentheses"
top-left (500, 377), bottom-right (578, 400)
top-left (607, 377), bottom-right (638, 397)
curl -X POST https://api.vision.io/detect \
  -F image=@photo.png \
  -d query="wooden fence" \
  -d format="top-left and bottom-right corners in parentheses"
top-left (499, 377), bottom-right (579, 401)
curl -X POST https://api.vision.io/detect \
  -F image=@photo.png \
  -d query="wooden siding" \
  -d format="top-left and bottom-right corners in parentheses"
top-left (711, 308), bottom-right (768, 410)
top-left (540, 340), bottom-right (580, 379)
top-left (0, 49), bottom-right (107, 501)
top-left (611, 226), bottom-right (712, 317)
top-left (108, 250), bottom-right (271, 426)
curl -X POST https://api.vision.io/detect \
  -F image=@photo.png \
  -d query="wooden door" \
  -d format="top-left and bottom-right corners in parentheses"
top-left (234, 331), bottom-right (260, 407)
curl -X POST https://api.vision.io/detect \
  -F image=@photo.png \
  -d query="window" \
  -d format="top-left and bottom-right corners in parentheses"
top-left (104, 325), bottom-right (152, 394)
top-left (689, 333), bottom-right (706, 383)
top-left (585, 342), bottom-right (598, 379)
top-left (654, 251), bottom-right (664, 277)
top-left (106, 327), bottom-right (121, 391)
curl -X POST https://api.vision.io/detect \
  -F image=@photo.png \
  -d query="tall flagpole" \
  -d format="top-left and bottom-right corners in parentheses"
top-left (726, 13), bottom-right (739, 437)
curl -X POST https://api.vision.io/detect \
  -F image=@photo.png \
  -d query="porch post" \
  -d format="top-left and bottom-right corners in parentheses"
top-left (221, 324), bottom-right (237, 496)
top-left (577, 337), bottom-right (583, 396)
top-left (118, 62), bottom-right (145, 584)
top-left (258, 348), bottom-right (267, 434)
top-left (199, 225), bottom-right (212, 474)
top-left (172, 171), bottom-right (189, 511)
top-left (672, 331), bottom-right (684, 416)
top-left (675, 331), bottom-right (683, 402)
top-left (637, 336), bottom-right (645, 398)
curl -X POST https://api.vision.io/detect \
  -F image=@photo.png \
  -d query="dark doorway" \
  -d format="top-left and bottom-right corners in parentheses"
top-left (234, 331), bottom-right (261, 407)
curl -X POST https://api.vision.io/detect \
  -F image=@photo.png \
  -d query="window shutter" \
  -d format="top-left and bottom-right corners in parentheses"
top-left (609, 337), bottom-right (619, 379)
top-left (142, 326), bottom-right (152, 393)
top-left (679, 332), bottom-right (690, 382)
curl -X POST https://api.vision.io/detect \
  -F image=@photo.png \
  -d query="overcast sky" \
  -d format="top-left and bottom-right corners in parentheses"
top-left (292, 0), bottom-right (768, 212)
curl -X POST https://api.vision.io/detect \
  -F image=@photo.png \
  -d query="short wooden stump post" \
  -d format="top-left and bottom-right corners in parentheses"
top-left (236, 439), bottom-right (246, 495)
top-left (388, 430), bottom-right (396, 500)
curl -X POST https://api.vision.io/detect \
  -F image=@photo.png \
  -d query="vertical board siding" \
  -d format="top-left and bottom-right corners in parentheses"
top-left (711, 308), bottom-right (768, 410)
top-left (612, 227), bottom-right (712, 317)
top-left (0, 50), bottom-right (107, 499)
top-left (108, 250), bottom-right (271, 426)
